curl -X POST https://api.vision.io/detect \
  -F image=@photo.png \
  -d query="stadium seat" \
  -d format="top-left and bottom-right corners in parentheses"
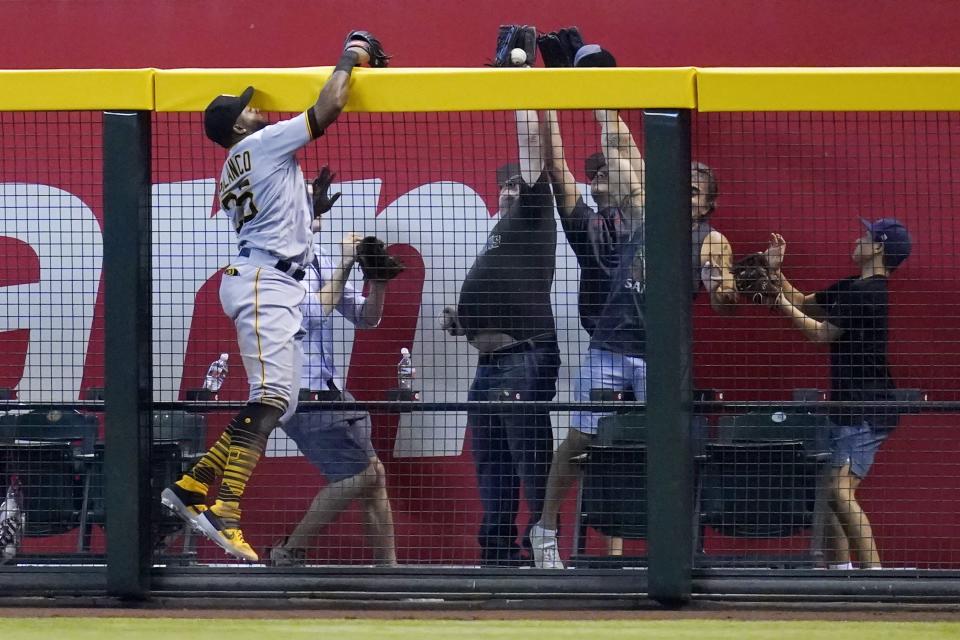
top-left (0, 410), bottom-right (101, 552)
top-left (699, 409), bottom-right (831, 539)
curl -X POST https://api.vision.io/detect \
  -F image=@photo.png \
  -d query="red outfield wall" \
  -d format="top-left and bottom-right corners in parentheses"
top-left (2, 2), bottom-right (960, 565)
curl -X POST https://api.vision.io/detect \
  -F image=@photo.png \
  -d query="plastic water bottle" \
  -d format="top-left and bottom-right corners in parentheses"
top-left (203, 353), bottom-right (229, 393)
top-left (397, 348), bottom-right (415, 391)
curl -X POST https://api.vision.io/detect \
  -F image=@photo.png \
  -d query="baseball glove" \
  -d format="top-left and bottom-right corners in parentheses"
top-left (537, 26), bottom-right (584, 67)
top-left (344, 30), bottom-right (391, 68)
top-left (731, 252), bottom-right (781, 305)
top-left (492, 24), bottom-right (537, 67)
top-left (357, 236), bottom-right (405, 282)
top-left (311, 166), bottom-right (341, 220)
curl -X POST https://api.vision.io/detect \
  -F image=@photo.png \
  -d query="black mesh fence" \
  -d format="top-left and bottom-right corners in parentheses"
top-left (2, 105), bottom-right (959, 580)
top-left (0, 111), bottom-right (105, 561)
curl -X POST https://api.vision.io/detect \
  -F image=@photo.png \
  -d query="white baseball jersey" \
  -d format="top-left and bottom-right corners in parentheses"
top-left (218, 111), bottom-right (317, 265)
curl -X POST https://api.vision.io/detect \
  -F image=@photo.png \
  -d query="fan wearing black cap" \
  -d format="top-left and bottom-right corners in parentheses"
top-left (767, 218), bottom-right (912, 569)
top-left (440, 29), bottom-right (560, 565)
top-left (160, 33), bottom-right (384, 563)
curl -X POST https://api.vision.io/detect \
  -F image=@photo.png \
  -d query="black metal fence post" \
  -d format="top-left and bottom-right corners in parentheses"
top-left (643, 109), bottom-right (694, 605)
top-left (103, 110), bottom-right (152, 599)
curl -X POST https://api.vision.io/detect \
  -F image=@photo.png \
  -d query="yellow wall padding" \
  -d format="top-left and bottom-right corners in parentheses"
top-left (697, 67), bottom-right (960, 112)
top-left (153, 67), bottom-right (698, 112)
top-left (0, 69), bottom-right (155, 111)
top-left (4, 66), bottom-right (960, 113)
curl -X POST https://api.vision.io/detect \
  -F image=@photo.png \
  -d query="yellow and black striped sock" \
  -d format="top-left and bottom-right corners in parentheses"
top-left (182, 426), bottom-right (232, 490)
top-left (213, 426), bottom-right (268, 525)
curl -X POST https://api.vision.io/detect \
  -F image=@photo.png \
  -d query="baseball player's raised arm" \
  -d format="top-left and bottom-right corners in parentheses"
top-left (308, 32), bottom-right (381, 136)
top-left (543, 110), bottom-right (578, 216)
top-left (595, 109), bottom-right (644, 209)
top-left (310, 52), bottom-right (365, 135)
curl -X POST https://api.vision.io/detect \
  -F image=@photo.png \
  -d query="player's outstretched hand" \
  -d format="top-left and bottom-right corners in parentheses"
top-left (344, 30), bottom-right (390, 67)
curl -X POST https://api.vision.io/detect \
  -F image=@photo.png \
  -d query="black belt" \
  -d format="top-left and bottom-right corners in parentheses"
top-left (238, 248), bottom-right (306, 281)
top-left (299, 380), bottom-right (342, 402)
top-left (478, 333), bottom-right (558, 362)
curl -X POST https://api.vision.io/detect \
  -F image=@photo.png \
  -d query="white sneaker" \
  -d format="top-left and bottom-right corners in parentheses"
top-left (530, 523), bottom-right (564, 569)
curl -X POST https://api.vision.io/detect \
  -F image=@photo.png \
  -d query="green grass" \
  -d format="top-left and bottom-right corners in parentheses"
top-left (3, 619), bottom-right (960, 640)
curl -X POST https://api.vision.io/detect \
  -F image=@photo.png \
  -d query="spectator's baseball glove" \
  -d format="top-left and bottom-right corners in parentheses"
top-left (732, 252), bottom-right (781, 305)
top-left (357, 236), bottom-right (405, 282)
top-left (537, 26), bottom-right (584, 67)
top-left (492, 25), bottom-right (537, 67)
top-left (344, 30), bottom-right (391, 67)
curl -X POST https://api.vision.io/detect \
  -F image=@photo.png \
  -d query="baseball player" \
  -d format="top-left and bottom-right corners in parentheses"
top-left (161, 32), bottom-right (388, 562)
top-left (268, 169), bottom-right (397, 567)
top-left (767, 219), bottom-right (911, 569)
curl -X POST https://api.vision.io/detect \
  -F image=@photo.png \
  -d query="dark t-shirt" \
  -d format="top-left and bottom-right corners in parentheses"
top-left (457, 174), bottom-right (557, 344)
top-left (815, 275), bottom-right (899, 429)
top-left (589, 211), bottom-right (647, 358)
top-left (561, 198), bottom-right (630, 335)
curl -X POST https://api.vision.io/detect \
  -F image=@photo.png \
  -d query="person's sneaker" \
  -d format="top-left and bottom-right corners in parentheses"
top-left (160, 484), bottom-right (208, 529)
top-left (530, 523), bottom-right (564, 569)
top-left (268, 541), bottom-right (306, 567)
top-left (195, 510), bottom-right (259, 562)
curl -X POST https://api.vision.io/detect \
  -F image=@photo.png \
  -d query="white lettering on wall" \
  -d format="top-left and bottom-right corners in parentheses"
top-left (0, 183), bottom-right (102, 402)
top-left (1, 180), bottom-right (592, 457)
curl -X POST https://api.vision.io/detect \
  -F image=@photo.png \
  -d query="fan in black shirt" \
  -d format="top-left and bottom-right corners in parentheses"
top-left (769, 217), bottom-right (911, 570)
top-left (441, 109), bottom-right (560, 567)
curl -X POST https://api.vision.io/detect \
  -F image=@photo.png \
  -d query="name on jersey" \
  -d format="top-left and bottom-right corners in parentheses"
top-left (624, 278), bottom-right (645, 294)
top-left (220, 150), bottom-right (253, 192)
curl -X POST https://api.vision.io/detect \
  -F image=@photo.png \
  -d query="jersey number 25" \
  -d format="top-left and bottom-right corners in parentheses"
top-left (221, 178), bottom-right (260, 232)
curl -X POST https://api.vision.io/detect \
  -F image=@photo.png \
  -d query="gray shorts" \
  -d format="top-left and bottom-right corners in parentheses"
top-left (831, 422), bottom-right (889, 479)
top-left (280, 391), bottom-right (376, 483)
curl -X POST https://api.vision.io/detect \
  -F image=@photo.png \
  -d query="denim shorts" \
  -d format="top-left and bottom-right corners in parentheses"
top-left (281, 391), bottom-right (375, 483)
top-left (571, 347), bottom-right (647, 435)
top-left (831, 421), bottom-right (889, 479)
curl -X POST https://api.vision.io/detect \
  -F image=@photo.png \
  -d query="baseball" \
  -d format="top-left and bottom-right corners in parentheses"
top-left (510, 48), bottom-right (527, 65)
